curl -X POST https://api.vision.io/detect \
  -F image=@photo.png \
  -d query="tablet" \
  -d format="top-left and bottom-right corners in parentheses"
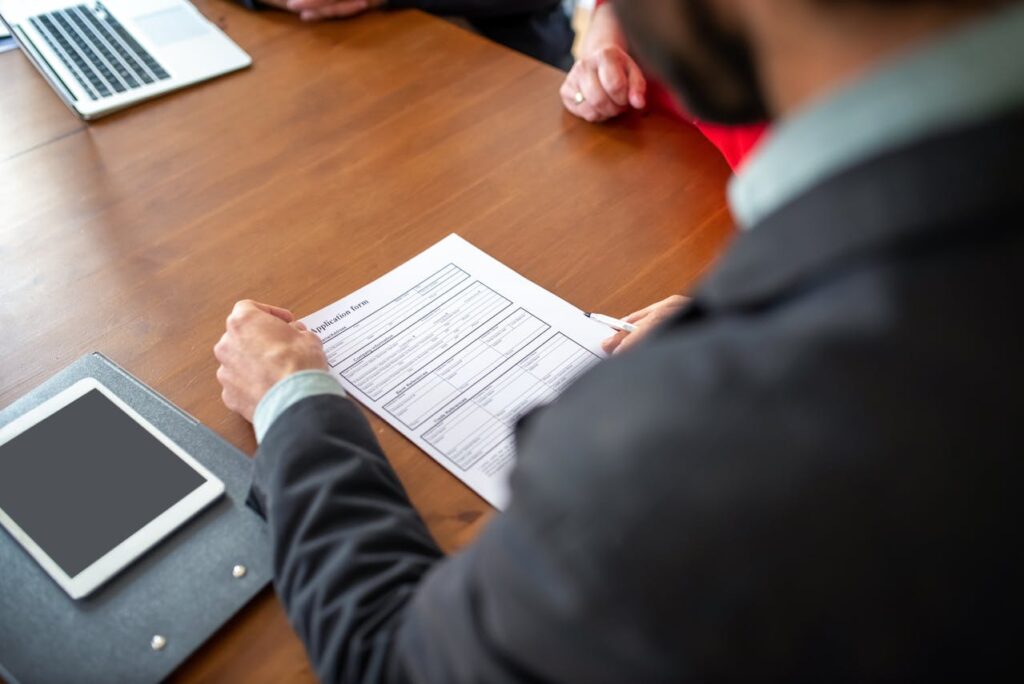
top-left (0, 377), bottom-right (224, 599)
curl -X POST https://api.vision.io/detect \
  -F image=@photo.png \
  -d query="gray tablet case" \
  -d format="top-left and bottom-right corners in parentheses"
top-left (0, 353), bottom-right (273, 684)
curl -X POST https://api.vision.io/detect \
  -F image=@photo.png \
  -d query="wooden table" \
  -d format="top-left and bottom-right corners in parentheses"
top-left (0, 2), bottom-right (733, 681)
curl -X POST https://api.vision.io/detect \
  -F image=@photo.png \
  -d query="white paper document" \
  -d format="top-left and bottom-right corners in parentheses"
top-left (302, 234), bottom-right (609, 509)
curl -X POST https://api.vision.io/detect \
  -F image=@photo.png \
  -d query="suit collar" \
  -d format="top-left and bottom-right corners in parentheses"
top-left (698, 110), bottom-right (1024, 310)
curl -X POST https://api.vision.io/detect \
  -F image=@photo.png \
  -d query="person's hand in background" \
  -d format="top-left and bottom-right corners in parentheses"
top-left (214, 300), bottom-right (329, 423)
top-left (261, 0), bottom-right (385, 22)
top-left (561, 1), bottom-right (646, 122)
top-left (602, 295), bottom-right (688, 355)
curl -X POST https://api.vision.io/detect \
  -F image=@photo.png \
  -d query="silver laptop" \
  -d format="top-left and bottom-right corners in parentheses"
top-left (0, 0), bottom-right (251, 120)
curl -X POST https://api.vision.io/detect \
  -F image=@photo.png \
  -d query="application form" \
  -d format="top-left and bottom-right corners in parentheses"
top-left (302, 235), bottom-right (608, 509)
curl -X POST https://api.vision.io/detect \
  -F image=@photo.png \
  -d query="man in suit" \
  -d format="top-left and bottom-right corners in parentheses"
top-left (214, 0), bottom-right (1023, 680)
top-left (234, 0), bottom-right (575, 68)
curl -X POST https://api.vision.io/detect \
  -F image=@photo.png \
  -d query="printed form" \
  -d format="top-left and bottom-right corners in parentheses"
top-left (301, 235), bottom-right (608, 509)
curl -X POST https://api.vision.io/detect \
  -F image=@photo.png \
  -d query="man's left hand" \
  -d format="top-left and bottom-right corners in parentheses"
top-left (214, 300), bottom-right (329, 423)
top-left (601, 295), bottom-right (689, 355)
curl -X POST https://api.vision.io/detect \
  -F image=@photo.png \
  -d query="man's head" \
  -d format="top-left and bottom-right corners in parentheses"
top-left (613, 0), bottom-right (1010, 124)
top-left (613, 0), bottom-right (766, 125)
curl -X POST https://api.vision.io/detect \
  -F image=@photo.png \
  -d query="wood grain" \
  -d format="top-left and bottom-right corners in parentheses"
top-left (0, 2), bottom-right (733, 681)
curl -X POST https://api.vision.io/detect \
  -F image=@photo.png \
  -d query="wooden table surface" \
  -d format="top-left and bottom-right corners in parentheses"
top-left (0, 2), bottom-right (733, 681)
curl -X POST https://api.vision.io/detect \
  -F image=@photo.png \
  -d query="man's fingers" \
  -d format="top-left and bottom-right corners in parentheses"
top-left (623, 294), bottom-right (687, 323)
top-left (607, 295), bottom-right (691, 355)
top-left (598, 296), bottom-right (690, 356)
top-left (612, 329), bottom-right (646, 355)
top-left (596, 302), bottom-right (658, 354)
top-left (293, 322), bottom-right (324, 346)
top-left (624, 56), bottom-right (647, 110)
top-left (227, 300), bottom-right (258, 329)
top-left (624, 303), bottom-right (658, 324)
top-left (602, 331), bottom-right (629, 355)
top-left (597, 54), bottom-right (630, 107)
top-left (231, 300), bottom-right (295, 324)
top-left (255, 303), bottom-right (295, 323)
top-left (213, 332), bottom-right (232, 362)
top-left (603, 321), bottom-right (650, 355)
top-left (607, 321), bottom-right (655, 355)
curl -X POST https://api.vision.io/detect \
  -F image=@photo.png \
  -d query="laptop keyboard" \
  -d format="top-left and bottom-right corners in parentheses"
top-left (29, 3), bottom-right (170, 101)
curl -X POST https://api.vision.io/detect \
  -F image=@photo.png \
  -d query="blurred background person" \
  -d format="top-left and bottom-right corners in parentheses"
top-left (562, 0), bottom-right (765, 169)
top-left (235, 0), bottom-right (575, 68)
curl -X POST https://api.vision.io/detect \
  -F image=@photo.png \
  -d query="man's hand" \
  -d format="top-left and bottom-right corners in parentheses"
top-left (561, 2), bottom-right (646, 122)
top-left (601, 295), bottom-right (688, 355)
top-left (270, 0), bottom-right (384, 22)
top-left (214, 300), bottom-right (328, 423)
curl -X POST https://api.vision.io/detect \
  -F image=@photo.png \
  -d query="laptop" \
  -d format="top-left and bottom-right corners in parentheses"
top-left (0, 0), bottom-right (251, 120)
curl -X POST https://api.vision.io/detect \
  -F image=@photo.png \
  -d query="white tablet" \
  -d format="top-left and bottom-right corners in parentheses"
top-left (0, 378), bottom-right (224, 599)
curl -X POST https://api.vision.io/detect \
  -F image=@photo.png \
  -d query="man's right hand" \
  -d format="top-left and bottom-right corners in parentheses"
top-left (214, 300), bottom-right (329, 424)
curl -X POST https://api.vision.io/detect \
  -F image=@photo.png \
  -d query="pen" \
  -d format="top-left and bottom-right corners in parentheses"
top-left (584, 312), bottom-right (638, 333)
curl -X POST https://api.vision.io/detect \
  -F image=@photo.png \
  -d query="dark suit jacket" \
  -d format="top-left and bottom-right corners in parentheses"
top-left (250, 108), bottom-right (1024, 682)
top-left (236, 1), bottom-right (573, 69)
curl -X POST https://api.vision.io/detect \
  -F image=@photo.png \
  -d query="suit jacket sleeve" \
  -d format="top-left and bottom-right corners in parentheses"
top-left (250, 394), bottom-right (443, 683)
top-left (250, 392), bottom-right (662, 684)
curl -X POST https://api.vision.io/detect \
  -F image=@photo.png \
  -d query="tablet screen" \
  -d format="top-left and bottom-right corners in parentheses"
top-left (0, 388), bottom-right (206, 578)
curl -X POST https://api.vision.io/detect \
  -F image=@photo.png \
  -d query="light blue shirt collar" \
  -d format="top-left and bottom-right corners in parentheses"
top-left (729, 3), bottom-right (1024, 229)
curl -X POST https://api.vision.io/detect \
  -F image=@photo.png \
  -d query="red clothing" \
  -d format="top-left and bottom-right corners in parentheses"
top-left (591, 0), bottom-right (766, 169)
top-left (648, 81), bottom-right (767, 170)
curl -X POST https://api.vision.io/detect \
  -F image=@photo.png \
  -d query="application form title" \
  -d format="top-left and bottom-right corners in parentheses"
top-left (312, 300), bottom-right (369, 335)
